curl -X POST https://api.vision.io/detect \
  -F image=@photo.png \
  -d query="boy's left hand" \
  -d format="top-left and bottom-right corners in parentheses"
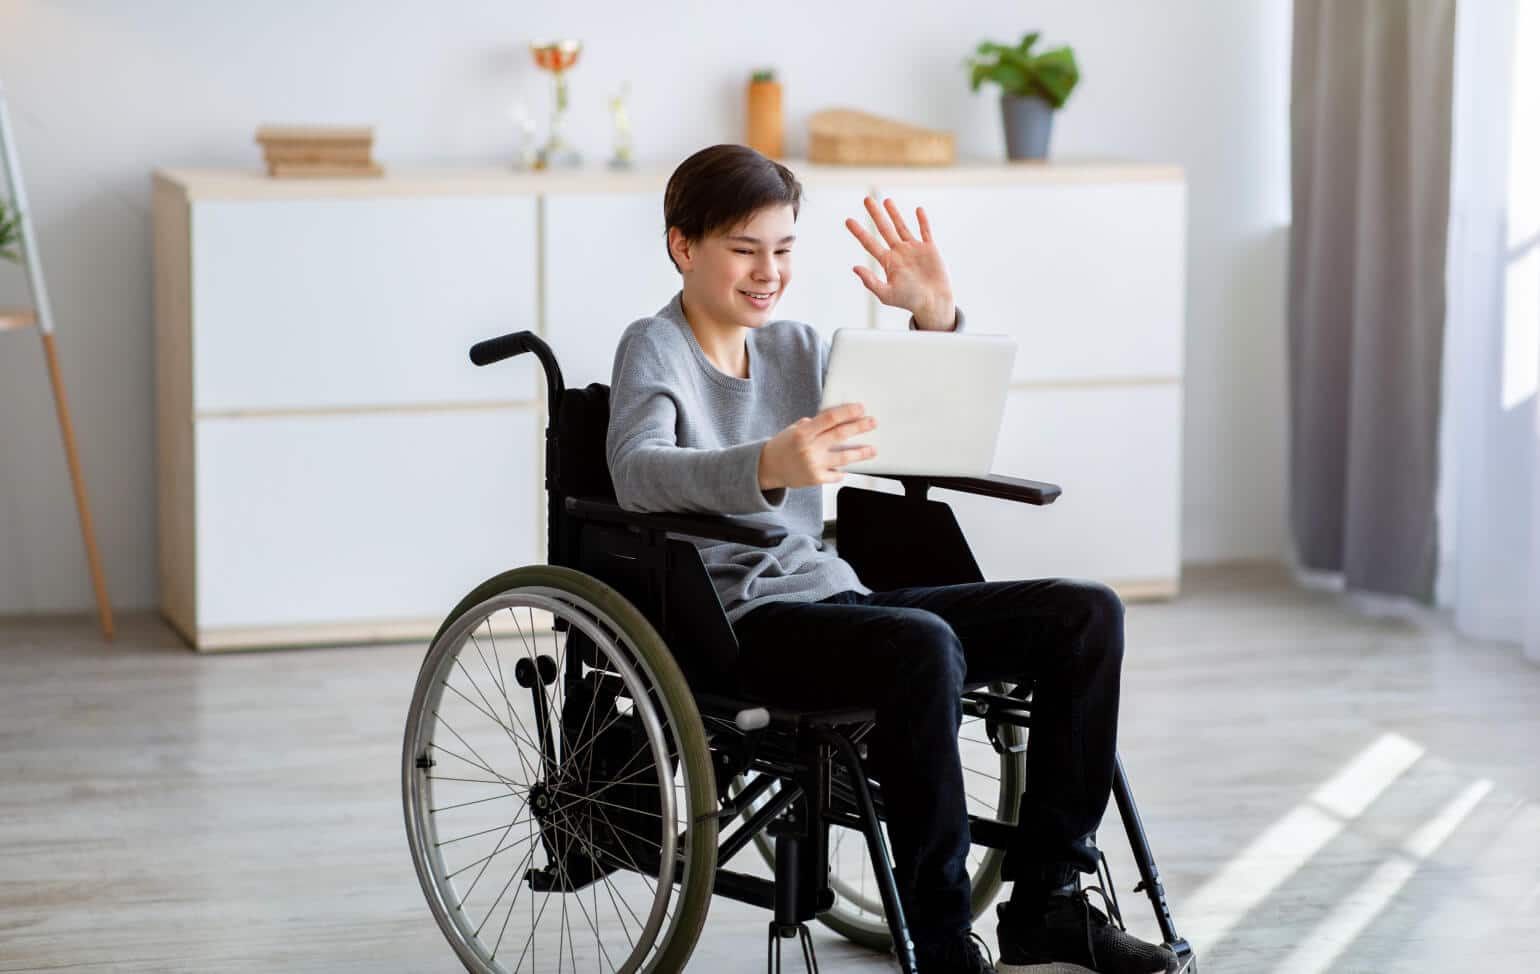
top-left (845, 196), bottom-right (956, 331)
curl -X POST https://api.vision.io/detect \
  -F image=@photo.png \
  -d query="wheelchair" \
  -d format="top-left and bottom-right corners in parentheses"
top-left (402, 331), bottom-right (1197, 974)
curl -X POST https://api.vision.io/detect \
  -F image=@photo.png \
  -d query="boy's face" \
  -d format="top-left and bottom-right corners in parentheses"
top-left (671, 203), bottom-right (796, 330)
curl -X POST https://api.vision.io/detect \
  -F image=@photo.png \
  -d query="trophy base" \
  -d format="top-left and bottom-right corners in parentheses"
top-left (535, 145), bottom-right (583, 170)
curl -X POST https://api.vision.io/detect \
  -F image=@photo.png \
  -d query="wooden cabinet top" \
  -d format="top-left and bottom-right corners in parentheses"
top-left (154, 159), bottom-right (1184, 201)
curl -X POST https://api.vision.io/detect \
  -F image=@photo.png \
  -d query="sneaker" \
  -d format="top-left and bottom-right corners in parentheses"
top-left (914, 930), bottom-right (998, 973)
top-left (996, 894), bottom-right (1178, 974)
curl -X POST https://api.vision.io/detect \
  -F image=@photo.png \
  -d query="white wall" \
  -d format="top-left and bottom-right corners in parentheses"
top-left (0, 0), bottom-right (1291, 614)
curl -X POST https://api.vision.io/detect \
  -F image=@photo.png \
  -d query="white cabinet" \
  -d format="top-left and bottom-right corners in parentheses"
top-left (948, 385), bottom-right (1183, 589)
top-left (154, 162), bottom-right (1185, 650)
top-left (871, 181), bottom-right (1186, 382)
top-left (194, 410), bottom-right (539, 631)
top-left (191, 196), bottom-right (538, 411)
top-left (155, 175), bottom-right (542, 649)
top-left (543, 191), bottom-right (685, 392)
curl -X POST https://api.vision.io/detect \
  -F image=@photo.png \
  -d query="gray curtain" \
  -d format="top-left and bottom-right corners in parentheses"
top-left (1288, 0), bottom-right (1456, 600)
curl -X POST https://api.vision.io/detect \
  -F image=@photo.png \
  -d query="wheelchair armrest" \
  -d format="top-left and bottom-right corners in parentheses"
top-left (872, 473), bottom-right (1062, 506)
top-left (564, 496), bottom-right (788, 547)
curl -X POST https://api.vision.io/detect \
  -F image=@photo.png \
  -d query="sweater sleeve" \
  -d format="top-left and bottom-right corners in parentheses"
top-left (907, 305), bottom-right (966, 333)
top-left (605, 326), bottom-right (787, 516)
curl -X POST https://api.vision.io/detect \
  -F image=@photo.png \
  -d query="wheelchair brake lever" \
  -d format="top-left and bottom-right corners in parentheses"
top-left (965, 691), bottom-right (1031, 755)
top-left (985, 714), bottom-right (1029, 755)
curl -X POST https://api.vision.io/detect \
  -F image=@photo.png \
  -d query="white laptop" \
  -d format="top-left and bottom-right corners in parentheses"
top-left (819, 328), bottom-right (1016, 477)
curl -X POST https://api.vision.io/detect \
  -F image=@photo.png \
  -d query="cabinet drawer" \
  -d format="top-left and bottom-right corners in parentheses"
top-left (194, 409), bottom-right (540, 629)
top-left (191, 196), bottom-right (538, 412)
top-left (870, 182), bottom-right (1186, 383)
top-left (935, 384), bottom-right (1182, 585)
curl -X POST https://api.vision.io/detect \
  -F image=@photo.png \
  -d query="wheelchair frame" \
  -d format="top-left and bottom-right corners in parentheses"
top-left (404, 330), bottom-right (1196, 974)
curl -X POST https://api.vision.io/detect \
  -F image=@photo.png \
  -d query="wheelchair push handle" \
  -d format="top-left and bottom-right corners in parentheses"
top-left (469, 330), bottom-right (566, 420)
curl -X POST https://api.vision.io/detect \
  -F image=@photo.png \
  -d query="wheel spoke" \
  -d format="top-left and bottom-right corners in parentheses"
top-left (445, 815), bottom-right (538, 882)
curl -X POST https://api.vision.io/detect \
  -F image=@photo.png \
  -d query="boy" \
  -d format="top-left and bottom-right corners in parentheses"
top-left (606, 144), bottom-right (1177, 974)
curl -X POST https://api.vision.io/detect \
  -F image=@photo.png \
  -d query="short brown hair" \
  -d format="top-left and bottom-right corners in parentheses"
top-left (663, 144), bottom-right (803, 272)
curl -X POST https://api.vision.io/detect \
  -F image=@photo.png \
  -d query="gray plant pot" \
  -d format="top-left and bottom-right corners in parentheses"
top-left (1001, 93), bottom-right (1055, 160)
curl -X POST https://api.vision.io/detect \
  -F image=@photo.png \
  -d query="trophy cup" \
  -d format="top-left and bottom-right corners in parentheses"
top-left (530, 40), bottom-right (582, 169)
top-left (608, 82), bottom-right (634, 169)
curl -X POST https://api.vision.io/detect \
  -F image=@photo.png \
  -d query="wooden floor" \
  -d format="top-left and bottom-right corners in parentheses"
top-left (2, 564), bottom-right (1537, 973)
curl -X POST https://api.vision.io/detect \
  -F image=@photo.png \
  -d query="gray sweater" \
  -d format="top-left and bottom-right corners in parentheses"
top-left (606, 292), bottom-right (960, 622)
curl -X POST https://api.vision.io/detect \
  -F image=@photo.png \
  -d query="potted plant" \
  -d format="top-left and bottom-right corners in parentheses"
top-left (967, 32), bottom-right (1080, 160)
top-left (0, 196), bottom-right (20, 263)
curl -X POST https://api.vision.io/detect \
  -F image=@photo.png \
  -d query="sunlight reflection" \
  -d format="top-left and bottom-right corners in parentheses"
top-left (1272, 779), bottom-right (1493, 974)
top-left (1182, 733), bottom-right (1424, 948)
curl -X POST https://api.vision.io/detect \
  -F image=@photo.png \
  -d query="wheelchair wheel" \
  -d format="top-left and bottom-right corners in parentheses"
top-left (740, 683), bottom-right (1026, 951)
top-left (403, 565), bottom-right (718, 974)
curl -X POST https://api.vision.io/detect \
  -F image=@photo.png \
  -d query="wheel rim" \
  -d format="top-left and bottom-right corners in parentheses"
top-left (738, 682), bottom-right (1026, 946)
top-left (404, 585), bottom-right (700, 973)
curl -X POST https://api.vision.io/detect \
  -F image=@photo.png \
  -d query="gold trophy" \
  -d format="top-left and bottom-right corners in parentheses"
top-left (530, 40), bottom-right (582, 169)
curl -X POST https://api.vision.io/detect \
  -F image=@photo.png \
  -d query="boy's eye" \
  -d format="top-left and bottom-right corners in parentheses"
top-left (776, 249), bottom-right (791, 255)
top-left (733, 249), bottom-right (753, 255)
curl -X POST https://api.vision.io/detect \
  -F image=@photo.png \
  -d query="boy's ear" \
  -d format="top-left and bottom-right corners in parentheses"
top-left (668, 227), bottom-right (694, 272)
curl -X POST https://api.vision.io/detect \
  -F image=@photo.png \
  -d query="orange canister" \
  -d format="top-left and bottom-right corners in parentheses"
top-left (746, 70), bottom-right (783, 158)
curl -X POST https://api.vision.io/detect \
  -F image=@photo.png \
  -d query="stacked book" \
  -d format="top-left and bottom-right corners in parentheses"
top-left (255, 125), bottom-right (383, 178)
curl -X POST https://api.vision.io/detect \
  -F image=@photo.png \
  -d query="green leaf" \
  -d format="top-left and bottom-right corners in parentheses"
top-left (1029, 46), bottom-right (1080, 108)
top-left (968, 50), bottom-right (1029, 95)
top-left (0, 199), bottom-right (18, 262)
top-left (969, 32), bottom-right (1078, 101)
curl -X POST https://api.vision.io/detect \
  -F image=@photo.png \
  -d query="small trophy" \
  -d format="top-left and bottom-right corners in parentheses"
top-left (509, 102), bottom-right (537, 170)
top-left (608, 82), bottom-right (634, 170)
top-left (530, 40), bottom-right (583, 169)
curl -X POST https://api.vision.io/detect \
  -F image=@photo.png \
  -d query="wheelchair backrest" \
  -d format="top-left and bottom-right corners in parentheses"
top-left (552, 383), bottom-right (743, 692)
top-left (554, 383), bottom-right (617, 502)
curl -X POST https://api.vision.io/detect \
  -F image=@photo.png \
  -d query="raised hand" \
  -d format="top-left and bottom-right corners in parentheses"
top-left (845, 196), bottom-right (957, 330)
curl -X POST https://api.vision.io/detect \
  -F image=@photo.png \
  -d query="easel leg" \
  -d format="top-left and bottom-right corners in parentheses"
top-left (40, 331), bottom-right (114, 640)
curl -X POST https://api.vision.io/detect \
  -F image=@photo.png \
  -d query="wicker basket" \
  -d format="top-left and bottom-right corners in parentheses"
top-left (807, 109), bottom-right (954, 166)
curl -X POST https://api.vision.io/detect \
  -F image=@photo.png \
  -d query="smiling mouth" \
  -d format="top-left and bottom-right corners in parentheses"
top-left (740, 289), bottom-right (776, 300)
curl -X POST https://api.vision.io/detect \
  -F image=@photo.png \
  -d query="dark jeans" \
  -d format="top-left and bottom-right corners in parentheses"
top-left (731, 579), bottom-right (1124, 945)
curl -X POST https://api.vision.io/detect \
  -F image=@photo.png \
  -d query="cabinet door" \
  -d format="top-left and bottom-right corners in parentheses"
top-left (194, 409), bottom-right (540, 629)
top-left (543, 187), bottom-right (873, 391)
top-left (542, 191), bottom-right (685, 392)
top-left (931, 384), bottom-right (1182, 587)
top-left (192, 196), bottom-right (539, 412)
top-left (868, 181), bottom-right (1186, 383)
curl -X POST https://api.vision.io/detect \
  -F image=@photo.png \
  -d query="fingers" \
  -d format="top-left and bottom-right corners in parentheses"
top-left (833, 444), bottom-right (879, 466)
top-left (845, 217), bottom-right (887, 261)
top-left (817, 413), bottom-right (878, 447)
top-left (864, 195), bottom-right (902, 247)
top-left (883, 198), bottom-right (916, 242)
top-left (810, 402), bottom-right (867, 432)
top-left (916, 205), bottom-right (934, 243)
top-left (851, 264), bottom-right (891, 302)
